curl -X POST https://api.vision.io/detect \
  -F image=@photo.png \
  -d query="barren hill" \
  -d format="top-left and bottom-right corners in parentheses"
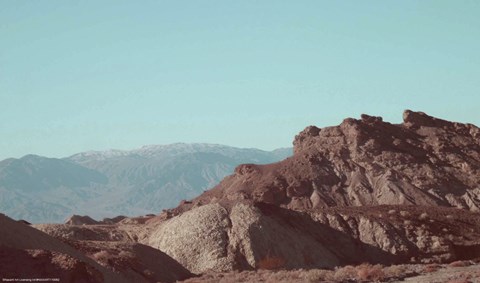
top-left (174, 110), bottom-right (480, 213)
top-left (0, 213), bottom-right (192, 282)
top-left (146, 110), bottom-right (480, 274)
top-left (6, 110), bottom-right (480, 282)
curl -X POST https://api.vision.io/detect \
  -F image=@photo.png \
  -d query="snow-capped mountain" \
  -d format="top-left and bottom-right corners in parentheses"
top-left (0, 144), bottom-right (292, 223)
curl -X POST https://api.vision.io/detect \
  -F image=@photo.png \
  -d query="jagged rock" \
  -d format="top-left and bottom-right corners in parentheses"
top-left (178, 110), bottom-right (480, 212)
top-left (158, 110), bottom-right (480, 271)
top-left (9, 110), bottom-right (480, 279)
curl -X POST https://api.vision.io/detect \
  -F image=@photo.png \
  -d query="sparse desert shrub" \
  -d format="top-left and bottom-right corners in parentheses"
top-left (118, 250), bottom-right (134, 258)
top-left (92, 250), bottom-right (110, 264)
top-left (356, 263), bottom-right (385, 281)
top-left (304, 269), bottom-right (334, 282)
top-left (419, 212), bottom-right (429, 220)
top-left (181, 264), bottom-right (427, 283)
top-left (258, 255), bottom-right (286, 270)
top-left (143, 269), bottom-right (154, 277)
top-left (383, 265), bottom-right (407, 278)
top-left (423, 263), bottom-right (440, 273)
top-left (265, 270), bottom-right (301, 283)
top-left (229, 271), bottom-right (251, 282)
top-left (449, 260), bottom-right (470, 267)
top-left (333, 265), bottom-right (356, 281)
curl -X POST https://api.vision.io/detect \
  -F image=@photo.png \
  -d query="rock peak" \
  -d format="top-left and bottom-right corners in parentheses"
top-left (402, 109), bottom-right (451, 128)
top-left (194, 109), bottom-right (480, 213)
top-left (360, 114), bottom-right (383, 124)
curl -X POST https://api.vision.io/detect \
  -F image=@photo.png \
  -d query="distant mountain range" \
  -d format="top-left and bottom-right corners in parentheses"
top-left (0, 143), bottom-right (292, 223)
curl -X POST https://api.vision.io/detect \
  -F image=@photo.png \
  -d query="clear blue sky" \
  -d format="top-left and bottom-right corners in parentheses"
top-left (1, 1), bottom-right (479, 160)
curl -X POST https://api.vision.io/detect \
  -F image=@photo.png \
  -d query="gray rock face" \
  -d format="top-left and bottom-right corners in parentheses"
top-left (149, 203), bottom-right (480, 274)
top-left (149, 204), bottom-right (233, 273)
top-left (148, 203), bottom-right (397, 274)
top-left (227, 204), bottom-right (340, 270)
top-left (309, 205), bottom-right (480, 264)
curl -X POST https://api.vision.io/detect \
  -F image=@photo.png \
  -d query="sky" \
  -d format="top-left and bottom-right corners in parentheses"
top-left (1, 1), bottom-right (479, 160)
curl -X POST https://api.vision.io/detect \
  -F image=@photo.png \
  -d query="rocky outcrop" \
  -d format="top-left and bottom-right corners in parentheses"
top-left (13, 110), bottom-right (480, 278)
top-left (149, 204), bottom-right (233, 273)
top-left (148, 203), bottom-right (414, 274)
top-left (309, 205), bottom-right (480, 263)
top-left (66, 241), bottom-right (193, 283)
top-left (227, 203), bottom-right (342, 270)
top-left (21, 216), bottom-right (193, 282)
top-left (152, 110), bottom-right (480, 273)
top-left (146, 203), bottom-right (480, 274)
top-left (0, 213), bottom-right (126, 282)
top-left (175, 110), bottom-right (479, 213)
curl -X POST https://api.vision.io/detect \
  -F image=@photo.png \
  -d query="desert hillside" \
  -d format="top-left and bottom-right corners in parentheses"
top-left (2, 110), bottom-right (480, 282)
top-left (178, 110), bottom-right (480, 213)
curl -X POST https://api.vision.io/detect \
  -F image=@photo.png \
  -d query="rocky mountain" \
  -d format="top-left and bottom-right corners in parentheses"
top-left (178, 110), bottom-right (480, 212)
top-left (0, 143), bottom-right (292, 223)
top-left (148, 110), bottom-right (480, 273)
top-left (3, 110), bottom-right (480, 282)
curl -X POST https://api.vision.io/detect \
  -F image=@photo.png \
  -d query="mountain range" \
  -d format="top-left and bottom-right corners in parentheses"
top-left (0, 143), bottom-right (292, 223)
top-left (1, 110), bottom-right (480, 282)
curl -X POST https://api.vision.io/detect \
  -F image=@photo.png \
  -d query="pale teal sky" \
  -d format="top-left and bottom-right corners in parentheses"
top-left (1, 1), bottom-right (479, 160)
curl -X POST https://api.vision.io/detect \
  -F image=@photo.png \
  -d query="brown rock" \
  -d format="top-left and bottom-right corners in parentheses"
top-left (183, 110), bottom-right (480, 212)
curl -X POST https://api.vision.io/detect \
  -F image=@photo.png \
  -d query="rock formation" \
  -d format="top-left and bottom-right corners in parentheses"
top-left (152, 110), bottom-right (480, 273)
top-left (6, 110), bottom-right (480, 281)
top-left (0, 213), bottom-right (123, 282)
top-left (176, 110), bottom-right (480, 212)
top-left (1, 212), bottom-right (192, 282)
